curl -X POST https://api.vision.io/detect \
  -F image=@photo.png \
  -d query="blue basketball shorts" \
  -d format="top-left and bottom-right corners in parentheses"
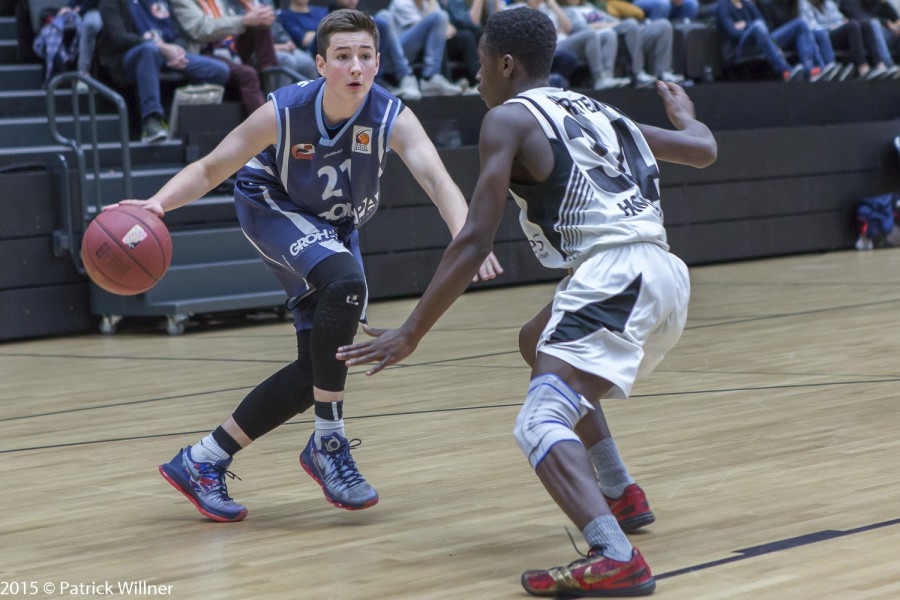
top-left (234, 181), bottom-right (367, 330)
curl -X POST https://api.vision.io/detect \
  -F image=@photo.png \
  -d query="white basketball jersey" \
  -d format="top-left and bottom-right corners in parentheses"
top-left (505, 87), bottom-right (669, 270)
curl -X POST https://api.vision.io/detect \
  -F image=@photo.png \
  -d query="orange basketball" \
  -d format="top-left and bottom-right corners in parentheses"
top-left (356, 132), bottom-right (370, 145)
top-left (80, 205), bottom-right (172, 295)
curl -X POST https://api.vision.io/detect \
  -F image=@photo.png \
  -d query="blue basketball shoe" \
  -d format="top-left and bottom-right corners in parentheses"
top-left (158, 446), bottom-right (248, 522)
top-left (299, 433), bottom-right (379, 510)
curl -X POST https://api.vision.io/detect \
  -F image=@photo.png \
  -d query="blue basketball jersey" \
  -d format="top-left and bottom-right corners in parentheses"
top-left (237, 78), bottom-right (405, 232)
top-left (233, 79), bottom-right (404, 330)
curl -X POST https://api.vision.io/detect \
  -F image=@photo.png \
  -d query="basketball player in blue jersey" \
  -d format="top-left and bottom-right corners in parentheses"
top-left (114, 9), bottom-right (502, 522)
top-left (336, 8), bottom-right (716, 597)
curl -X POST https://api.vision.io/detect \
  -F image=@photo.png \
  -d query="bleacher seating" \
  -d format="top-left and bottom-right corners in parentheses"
top-left (1, 11), bottom-right (899, 341)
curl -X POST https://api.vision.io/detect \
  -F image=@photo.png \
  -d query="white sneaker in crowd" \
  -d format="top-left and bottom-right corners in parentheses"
top-left (419, 74), bottom-right (463, 97)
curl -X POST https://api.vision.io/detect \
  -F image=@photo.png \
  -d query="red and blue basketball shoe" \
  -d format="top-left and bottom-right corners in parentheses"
top-left (158, 446), bottom-right (247, 522)
top-left (604, 484), bottom-right (655, 533)
top-left (299, 433), bottom-right (378, 510)
top-left (521, 548), bottom-right (656, 597)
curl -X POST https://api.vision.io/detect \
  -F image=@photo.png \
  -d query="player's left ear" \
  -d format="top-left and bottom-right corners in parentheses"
top-left (502, 54), bottom-right (514, 78)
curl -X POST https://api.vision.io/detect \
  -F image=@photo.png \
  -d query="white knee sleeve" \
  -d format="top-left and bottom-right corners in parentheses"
top-left (514, 373), bottom-right (593, 469)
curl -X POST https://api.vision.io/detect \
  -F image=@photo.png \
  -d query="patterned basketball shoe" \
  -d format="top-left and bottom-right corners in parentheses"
top-left (158, 446), bottom-right (248, 522)
top-left (604, 484), bottom-right (655, 533)
top-left (521, 548), bottom-right (655, 598)
top-left (299, 433), bottom-right (379, 510)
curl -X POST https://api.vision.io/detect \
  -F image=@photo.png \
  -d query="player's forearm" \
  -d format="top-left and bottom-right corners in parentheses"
top-left (148, 162), bottom-right (221, 213)
top-left (431, 182), bottom-right (469, 237)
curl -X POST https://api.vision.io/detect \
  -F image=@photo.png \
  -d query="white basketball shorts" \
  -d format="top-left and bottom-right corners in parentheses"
top-left (536, 242), bottom-right (690, 399)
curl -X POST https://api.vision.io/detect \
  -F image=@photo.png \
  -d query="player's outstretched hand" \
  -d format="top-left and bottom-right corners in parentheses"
top-left (337, 323), bottom-right (418, 376)
top-left (655, 80), bottom-right (696, 131)
top-left (105, 199), bottom-right (165, 218)
top-left (475, 251), bottom-right (504, 282)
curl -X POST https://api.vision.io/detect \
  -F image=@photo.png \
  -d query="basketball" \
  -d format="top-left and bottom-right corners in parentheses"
top-left (80, 205), bottom-right (172, 295)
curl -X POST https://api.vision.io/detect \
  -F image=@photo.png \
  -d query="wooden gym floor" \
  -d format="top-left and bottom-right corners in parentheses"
top-left (2, 248), bottom-right (900, 599)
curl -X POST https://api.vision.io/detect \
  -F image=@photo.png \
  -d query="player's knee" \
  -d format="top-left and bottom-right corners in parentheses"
top-left (314, 273), bottom-right (367, 333)
top-left (513, 374), bottom-right (588, 469)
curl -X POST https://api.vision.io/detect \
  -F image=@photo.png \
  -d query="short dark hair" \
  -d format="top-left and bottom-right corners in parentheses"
top-left (483, 8), bottom-right (556, 79)
top-left (316, 9), bottom-right (380, 57)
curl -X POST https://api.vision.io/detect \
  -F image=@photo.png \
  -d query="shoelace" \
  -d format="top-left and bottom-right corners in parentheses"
top-left (323, 438), bottom-right (366, 489)
top-left (197, 462), bottom-right (242, 501)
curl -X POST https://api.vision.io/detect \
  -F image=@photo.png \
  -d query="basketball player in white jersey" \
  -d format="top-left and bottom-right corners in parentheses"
top-left (337, 7), bottom-right (716, 596)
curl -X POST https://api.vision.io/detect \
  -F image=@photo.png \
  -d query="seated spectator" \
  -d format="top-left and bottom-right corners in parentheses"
top-left (97, 0), bottom-right (230, 142)
top-left (839, 0), bottom-right (900, 64)
top-left (758, 0), bottom-right (828, 77)
top-left (61, 0), bottom-right (103, 76)
top-left (439, 0), bottom-right (485, 89)
top-left (387, 0), bottom-right (464, 95)
top-left (801, 0), bottom-right (899, 78)
top-left (266, 1), bottom-right (317, 80)
top-left (277, 0), bottom-right (326, 79)
top-left (631, 0), bottom-right (700, 20)
top-left (170, 0), bottom-right (278, 113)
top-left (515, 0), bottom-right (624, 89)
top-left (716, 0), bottom-right (807, 79)
top-left (562, 0), bottom-right (684, 86)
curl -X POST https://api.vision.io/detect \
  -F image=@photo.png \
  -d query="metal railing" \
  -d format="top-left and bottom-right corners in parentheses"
top-left (45, 71), bottom-right (132, 271)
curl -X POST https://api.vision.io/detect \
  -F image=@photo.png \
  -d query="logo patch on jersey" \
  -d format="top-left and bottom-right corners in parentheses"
top-left (291, 143), bottom-right (315, 160)
top-left (352, 126), bottom-right (373, 154)
top-left (289, 229), bottom-right (338, 256)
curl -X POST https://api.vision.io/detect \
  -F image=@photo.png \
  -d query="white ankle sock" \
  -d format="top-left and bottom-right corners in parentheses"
top-left (191, 435), bottom-right (230, 463)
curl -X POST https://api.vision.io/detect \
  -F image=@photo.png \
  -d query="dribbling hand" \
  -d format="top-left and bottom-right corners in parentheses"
top-left (105, 199), bottom-right (165, 218)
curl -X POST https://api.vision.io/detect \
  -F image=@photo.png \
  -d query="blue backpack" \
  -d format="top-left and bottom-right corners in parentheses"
top-left (857, 193), bottom-right (899, 245)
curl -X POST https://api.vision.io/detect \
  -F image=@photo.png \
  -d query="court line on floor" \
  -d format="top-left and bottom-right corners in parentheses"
top-left (657, 517), bottom-right (900, 580)
top-left (4, 374), bottom-right (900, 451)
top-left (3, 374), bottom-right (899, 425)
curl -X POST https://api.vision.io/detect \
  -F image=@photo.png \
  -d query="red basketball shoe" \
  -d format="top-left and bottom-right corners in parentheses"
top-left (604, 484), bottom-right (655, 533)
top-left (521, 548), bottom-right (655, 597)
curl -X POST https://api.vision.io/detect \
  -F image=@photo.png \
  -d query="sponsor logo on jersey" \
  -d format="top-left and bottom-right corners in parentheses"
top-left (352, 126), bottom-right (373, 154)
top-left (317, 196), bottom-right (379, 225)
top-left (289, 229), bottom-right (338, 256)
top-left (291, 143), bottom-right (315, 160)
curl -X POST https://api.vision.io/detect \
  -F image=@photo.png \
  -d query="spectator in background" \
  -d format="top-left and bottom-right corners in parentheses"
top-left (801, 0), bottom-right (899, 78)
top-left (758, 0), bottom-right (830, 78)
top-left (97, 0), bottom-right (230, 141)
top-left (170, 0), bottom-right (278, 113)
top-left (60, 0), bottom-right (103, 75)
top-left (387, 0), bottom-right (465, 95)
top-left (839, 0), bottom-right (900, 62)
top-left (627, 0), bottom-right (699, 21)
top-left (277, 0), bottom-right (326, 79)
top-left (439, 0), bottom-right (486, 89)
top-left (266, 1), bottom-right (317, 80)
top-left (518, 0), bottom-right (626, 90)
top-left (717, 0), bottom-right (808, 80)
top-left (566, 0), bottom-right (684, 86)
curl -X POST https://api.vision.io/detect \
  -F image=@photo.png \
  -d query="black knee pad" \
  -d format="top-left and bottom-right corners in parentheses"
top-left (307, 254), bottom-right (367, 392)
top-left (313, 274), bottom-right (367, 336)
